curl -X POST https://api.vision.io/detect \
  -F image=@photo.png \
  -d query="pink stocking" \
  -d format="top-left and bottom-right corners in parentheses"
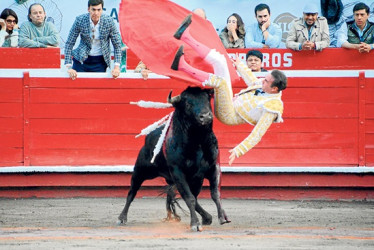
top-left (181, 29), bottom-right (211, 59)
top-left (178, 54), bottom-right (210, 82)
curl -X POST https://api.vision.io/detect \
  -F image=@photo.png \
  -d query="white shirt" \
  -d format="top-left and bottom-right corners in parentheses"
top-left (89, 18), bottom-right (102, 56)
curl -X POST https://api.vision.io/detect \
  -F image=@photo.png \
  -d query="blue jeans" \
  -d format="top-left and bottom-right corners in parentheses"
top-left (72, 56), bottom-right (107, 72)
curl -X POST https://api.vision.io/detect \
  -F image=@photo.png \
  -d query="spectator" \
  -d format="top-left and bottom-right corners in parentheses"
top-left (286, 2), bottom-right (330, 51)
top-left (341, 2), bottom-right (374, 53)
top-left (192, 8), bottom-right (206, 20)
top-left (219, 13), bottom-right (245, 48)
top-left (134, 61), bottom-right (151, 80)
top-left (321, 0), bottom-right (347, 48)
top-left (246, 50), bottom-right (267, 72)
top-left (245, 3), bottom-right (283, 48)
top-left (328, 16), bottom-right (348, 48)
top-left (64, 0), bottom-right (122, 80)
top-left (0, 8), bottom-right (18, 47)
top-left (18, 3), bottom-right (59, 48)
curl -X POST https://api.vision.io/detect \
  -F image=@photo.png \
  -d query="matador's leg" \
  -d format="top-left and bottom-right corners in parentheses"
top-left (171, 46), bottom-right (244, 126)
top-left (173, 14), bottom-right (232, 94)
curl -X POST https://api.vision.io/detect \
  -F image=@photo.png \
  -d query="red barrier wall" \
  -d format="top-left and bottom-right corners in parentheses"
top-left (1, 48), bottom-right (374, 199)
top-left (0, 48), bottom-right (60, 69)
top-left (0, 72), bottom-right (371, 167)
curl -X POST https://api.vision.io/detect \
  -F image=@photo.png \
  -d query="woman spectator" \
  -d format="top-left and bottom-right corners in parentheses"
top-left (219, 13), bottom-right (245, 48)
top-left (0, 8), bottom-right (18, 47)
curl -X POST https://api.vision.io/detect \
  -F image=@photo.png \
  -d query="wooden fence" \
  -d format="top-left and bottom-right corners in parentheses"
top-left (0, 48), bottom-right (373, 199)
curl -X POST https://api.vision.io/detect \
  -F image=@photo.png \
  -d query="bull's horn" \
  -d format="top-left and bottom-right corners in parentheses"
top-left (167, 90), bottom-right (181, 104)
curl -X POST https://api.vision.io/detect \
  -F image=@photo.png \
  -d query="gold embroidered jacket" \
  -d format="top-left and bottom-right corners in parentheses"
top-left (232, 62), bottom-right (284, 157)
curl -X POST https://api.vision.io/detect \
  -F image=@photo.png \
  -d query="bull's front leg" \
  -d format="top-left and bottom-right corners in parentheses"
top-left (209, 163), bottom-right (231, 224)
top-left (170, 168), bottom-right (202, 232)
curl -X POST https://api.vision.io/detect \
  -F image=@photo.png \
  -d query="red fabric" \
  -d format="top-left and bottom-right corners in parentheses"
top-left (119, 0), bottom-right (240, 85)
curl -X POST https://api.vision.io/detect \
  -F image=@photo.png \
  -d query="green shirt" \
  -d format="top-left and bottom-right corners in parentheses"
top-left (19, 21), bottom-right (59, 48)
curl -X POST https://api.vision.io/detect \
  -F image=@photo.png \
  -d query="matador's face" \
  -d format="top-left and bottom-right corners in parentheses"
top-left (262, 74), bottom-right (278, 94)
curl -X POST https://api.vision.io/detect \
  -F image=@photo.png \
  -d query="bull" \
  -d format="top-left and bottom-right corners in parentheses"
top-left (117, 86), bottom-right (230, 231)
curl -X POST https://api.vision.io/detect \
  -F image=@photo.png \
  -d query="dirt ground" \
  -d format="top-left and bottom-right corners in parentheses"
top-left (0, 197), bottom-right (373, 249)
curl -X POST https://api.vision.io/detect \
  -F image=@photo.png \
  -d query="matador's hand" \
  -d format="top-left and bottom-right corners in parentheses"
top-left (228, 149), bottom-right (236, 166)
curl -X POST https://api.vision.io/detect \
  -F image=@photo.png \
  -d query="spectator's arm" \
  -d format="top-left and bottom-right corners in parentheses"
top-left (245, 25), bottom-right (264, 48)
top-left (10, 29), bottom-right (18, 47)
top-left (285, 21), bottom-right (301, 50)
top-left (34, 23), bottom-right (59, 47)
top-left (64, 18), bottom-right (81, 65)
top-left (19, 23), bottom-right (46, 48)
top-left (134, 61), bottom-right (148, 73)
top-left (219, 32), bottom-right (230, 48)
top-left (341, 41), bottom-right (360, 50)
top-left (231, 37), bottom-right (245, 48)
top-left (314, 21), bottom-right (330, 51)
top-left (336, 21), bottom-right (348, 48)
top-left (233, 112), bottom-right (276, 157)
top-left (264, 24), bottom-right (282, 48)
top-left (109, 18), bottom-right (122, 66)
top-left (0, 29), bottom-right (6, 47)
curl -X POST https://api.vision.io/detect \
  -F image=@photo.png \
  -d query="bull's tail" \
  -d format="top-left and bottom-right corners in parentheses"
top-left (159, 185), bottom-right (188, 216)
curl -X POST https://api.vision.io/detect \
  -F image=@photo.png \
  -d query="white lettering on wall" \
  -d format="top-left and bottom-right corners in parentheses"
top-left (229, 52), bottom-right (293, 68)
top-left (283, 53), bottom-right (292, 67)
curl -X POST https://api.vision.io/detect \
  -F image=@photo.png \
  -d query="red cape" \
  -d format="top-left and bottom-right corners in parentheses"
top-left (119, 0), bottom-right (239, 85)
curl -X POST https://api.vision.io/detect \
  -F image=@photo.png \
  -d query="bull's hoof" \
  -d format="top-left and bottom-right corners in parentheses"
top-left (202, 214), bottom-right (213, 225)
top-left (219, 216), bottom-right (231, 225)
top-left (116, 219), bottom-right (127, 226)
top-left (174, 14), bottom-right (192, 39)
top-left (174, 215), bottom-right (181, 222)
top-left (162, 215), bottom-right (181, 222)
top-left (191, 224), bottom-right (203, 232)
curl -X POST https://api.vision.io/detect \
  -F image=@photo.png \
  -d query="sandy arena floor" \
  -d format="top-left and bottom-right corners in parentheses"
top-left (0, 197), bottom-right (373, 249)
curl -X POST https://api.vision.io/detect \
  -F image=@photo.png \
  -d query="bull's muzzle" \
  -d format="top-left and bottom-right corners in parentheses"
top-left (199, 112), bottom-right (213, 125)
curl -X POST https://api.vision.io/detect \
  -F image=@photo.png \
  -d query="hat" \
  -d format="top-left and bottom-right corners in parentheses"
top-left (303, 3), bottom-right (319, 14)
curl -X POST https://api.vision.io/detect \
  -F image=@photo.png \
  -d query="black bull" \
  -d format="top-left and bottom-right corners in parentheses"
top-left (118, 87), bottom-right (230, 231)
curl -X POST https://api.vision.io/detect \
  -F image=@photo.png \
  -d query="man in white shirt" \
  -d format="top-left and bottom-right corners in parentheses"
top-left (64, 0), bottom-right (122, 80)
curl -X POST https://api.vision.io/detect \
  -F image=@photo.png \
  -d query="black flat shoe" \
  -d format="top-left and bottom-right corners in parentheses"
top-left (171, 45), bottom-right (184, 70)
top-left (173, 14), bottom-right (192, 39)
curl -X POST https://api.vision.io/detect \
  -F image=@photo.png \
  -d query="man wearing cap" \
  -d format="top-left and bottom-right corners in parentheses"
top-left (286, 2), bottom-right (330, 51)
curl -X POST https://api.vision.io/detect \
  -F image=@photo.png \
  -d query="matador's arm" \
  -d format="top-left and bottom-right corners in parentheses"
top-left (233, 111), bottom-right (276, 157)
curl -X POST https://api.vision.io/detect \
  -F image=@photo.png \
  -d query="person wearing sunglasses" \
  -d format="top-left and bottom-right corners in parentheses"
top-left (0, 8), bottom-right (19, 47)
top-left (64, 0), bottom-right (122, 80)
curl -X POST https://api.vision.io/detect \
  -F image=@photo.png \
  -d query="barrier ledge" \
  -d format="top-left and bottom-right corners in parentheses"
top-left (366, 70), bottom-right (374, 77)
top-left (1, 166), bottom-right (374, 174)
top-left (0, 69), bottom-right (362, 78)
top-left (28, 70), bottom-right (169, 79)
top-left (0, 69), bottom-right (24, 78)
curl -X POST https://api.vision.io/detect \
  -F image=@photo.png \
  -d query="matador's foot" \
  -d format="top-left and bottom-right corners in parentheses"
top-left (174, 14), bottom-right (192, 39)
top-left (171, 45), bottom-right (184, 70)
